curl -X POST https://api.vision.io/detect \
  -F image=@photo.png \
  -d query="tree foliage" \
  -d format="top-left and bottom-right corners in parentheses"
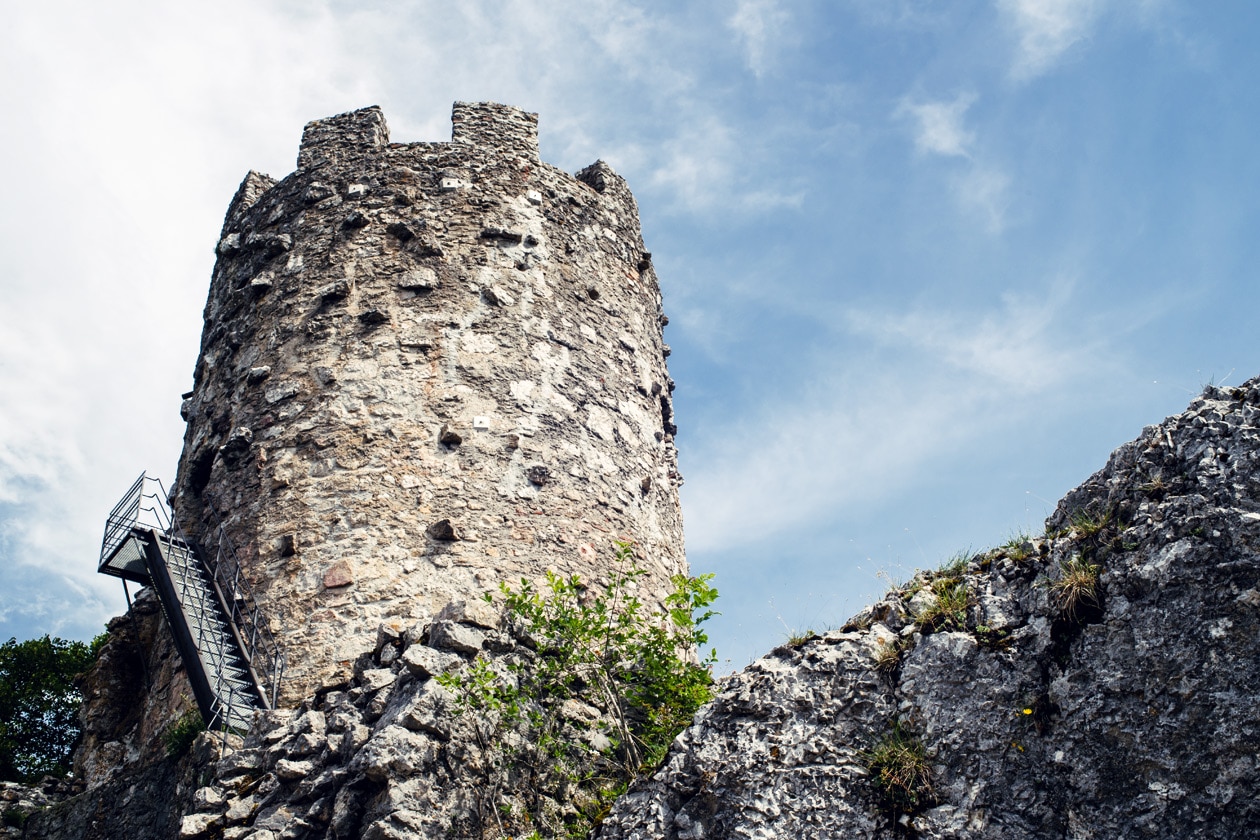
top-left (0, 635), bottom-right (96, 781)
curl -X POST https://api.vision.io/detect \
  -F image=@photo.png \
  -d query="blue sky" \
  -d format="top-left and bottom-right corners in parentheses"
top-left (1, 0), bottom-right (1257, 669)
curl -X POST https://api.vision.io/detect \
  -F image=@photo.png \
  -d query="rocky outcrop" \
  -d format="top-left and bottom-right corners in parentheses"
top-left (0, 778), bottom-right (82, 838)
top-left (23, 735), bottom-right (224, 840)
top-left (595, 381), bottom-right (1260, 839)
top-left (72, 588), bottom-right (197, 788)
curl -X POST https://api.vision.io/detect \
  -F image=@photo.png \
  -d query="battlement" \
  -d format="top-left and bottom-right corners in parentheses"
top-left (297, 106), bottom-right (390, 170)
top-left (297, 102), bottom-right (539, 172)
top-left (451, 101), bottom-right (540, 163)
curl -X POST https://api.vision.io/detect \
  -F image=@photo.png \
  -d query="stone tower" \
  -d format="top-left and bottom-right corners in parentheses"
top-left (171, 103), bottom-right (685, 702)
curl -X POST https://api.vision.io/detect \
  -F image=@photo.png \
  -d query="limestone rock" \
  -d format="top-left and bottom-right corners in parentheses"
top-left (596, 380), bottom-right (1260, 840)
top-left (398, 645), bottom-right (461, 678)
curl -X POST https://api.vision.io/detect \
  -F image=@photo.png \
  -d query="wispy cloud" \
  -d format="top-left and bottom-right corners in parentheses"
top-left (728, 0), bottom-right (792, 77)
top-left (897, 93), bottom-right (1012, 232)
top-left (844, 281), bottom-right (1088, 393)
top-left (684, 282), bottom-right (1105, 553)
top-left (898, 93), bottom-right (977, 158)
top-left (999, 0), bottom-right (1104, 80)
top-left (642, 115), bottom-right (805, 213)
top-left (954, 165), bottom-right (1013, 233)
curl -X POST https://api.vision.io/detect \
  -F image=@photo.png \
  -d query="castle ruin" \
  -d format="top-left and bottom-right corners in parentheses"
top-left (176, 102), bottom-right (686, 700)
top-left (78, 102), bottom-right (685, 773)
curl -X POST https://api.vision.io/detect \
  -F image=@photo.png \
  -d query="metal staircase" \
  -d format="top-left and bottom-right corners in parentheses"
top-left (98, 474), bottom-right (284, 732)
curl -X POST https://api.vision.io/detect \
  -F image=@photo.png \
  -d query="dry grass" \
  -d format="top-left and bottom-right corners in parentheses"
top-left (872, 639), bottom-right (904, 673)
top-left (1050, 556), bottom-right (1100, 617)
top-left (864, 723), bottom-right (933, 811)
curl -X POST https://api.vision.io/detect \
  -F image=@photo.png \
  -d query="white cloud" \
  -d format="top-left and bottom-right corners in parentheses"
top-left (1000, 0), bottom-right (1104, 79)
top-left (844, 281), bottom-right (1087, 393)
top-left (899, 93), bottom-right (978, 158)
top-left (728, 0), bottom-right (791, 77)
top-left (643, 115), bottom-right (805, 214)
top-left (897, 94), bottom-right (1011, 232)
top-left (683, 282), bottom-right (1104, 553)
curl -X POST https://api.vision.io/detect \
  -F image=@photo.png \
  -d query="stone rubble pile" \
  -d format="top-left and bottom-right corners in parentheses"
top-left (0, 779), bottom-right (81, 838)
top-left (177, 596), bottom-right (601, 840)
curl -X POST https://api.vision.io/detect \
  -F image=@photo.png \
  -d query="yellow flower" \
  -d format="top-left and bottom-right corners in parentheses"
top-left (1022, 708), bottom-right (1033, 715)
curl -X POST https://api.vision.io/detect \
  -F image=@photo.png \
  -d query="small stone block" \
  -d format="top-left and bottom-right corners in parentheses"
top-left (323, 560), bottom-right (354, 589)
top-left (399, 645), bottom-right (462, 678)
top-left (428, 621), bottom-right (486, 654)
top-left (426, 519), bottom-right (461, 541)
top-left (275, 759), bottom-right (315, 781)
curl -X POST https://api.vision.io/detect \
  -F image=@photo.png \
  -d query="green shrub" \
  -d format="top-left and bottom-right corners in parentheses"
top-left (163, 707), bottom-right (206, 758)
top-left (439, 541), bottom-right (718, 837)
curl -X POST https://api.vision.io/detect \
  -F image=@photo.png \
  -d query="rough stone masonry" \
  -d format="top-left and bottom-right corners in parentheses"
top-left (171, 102), bottom-right (686, 704)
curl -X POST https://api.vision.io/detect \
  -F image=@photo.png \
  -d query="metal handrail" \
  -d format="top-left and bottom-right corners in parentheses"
top-left (99, 473), bottom-right (149, 572)
top-left (201, 502), bottom-right (286, 709)
top-left (99, 473), bottom-right (285, 730)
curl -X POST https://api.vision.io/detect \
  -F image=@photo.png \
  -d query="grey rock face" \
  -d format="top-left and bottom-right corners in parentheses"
top-left (167, 102), bottom-right (685, 707)
top-left (23, 734), bottom-right (226, 840)
top-left (596, 381), bottom-right (1260, 839)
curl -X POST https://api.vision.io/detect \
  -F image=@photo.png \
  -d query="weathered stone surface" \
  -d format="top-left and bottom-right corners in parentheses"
top-left (25, 733), bottom-right (226, 840)
top-left (434, 598), bottom-right (501, 630)
top-left (322, 560), bottom-right (354, 589)
top-left (398, 644), bottom-right (461, 678)
top-left (596, 381), bottom-right (1260, 840)
top-left (158, 101), bottom-right (685, 712)
top-left (178, 812), bottom-right (221, 838)
top-left (427, 620), bottom-right (485, 654)
top-left (70, 587), bottom-right (199, 787)
top-left (358, 668), bottom-right (395, 692)
top-left (274, 758), bottom-right (315, 781)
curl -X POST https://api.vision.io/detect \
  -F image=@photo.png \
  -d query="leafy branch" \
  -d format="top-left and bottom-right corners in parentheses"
top-left (438, 541), bottom-right (718, 837)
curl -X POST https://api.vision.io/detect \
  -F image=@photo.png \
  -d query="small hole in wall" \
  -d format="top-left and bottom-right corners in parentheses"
top-left (188, 448), bottom-right (216, 495)
top-left (587, 287), bottom-right (600, 300)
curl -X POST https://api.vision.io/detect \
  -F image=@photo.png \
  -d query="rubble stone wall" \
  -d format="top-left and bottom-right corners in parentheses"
top-left (170, 103), bottom-right (686, 704)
